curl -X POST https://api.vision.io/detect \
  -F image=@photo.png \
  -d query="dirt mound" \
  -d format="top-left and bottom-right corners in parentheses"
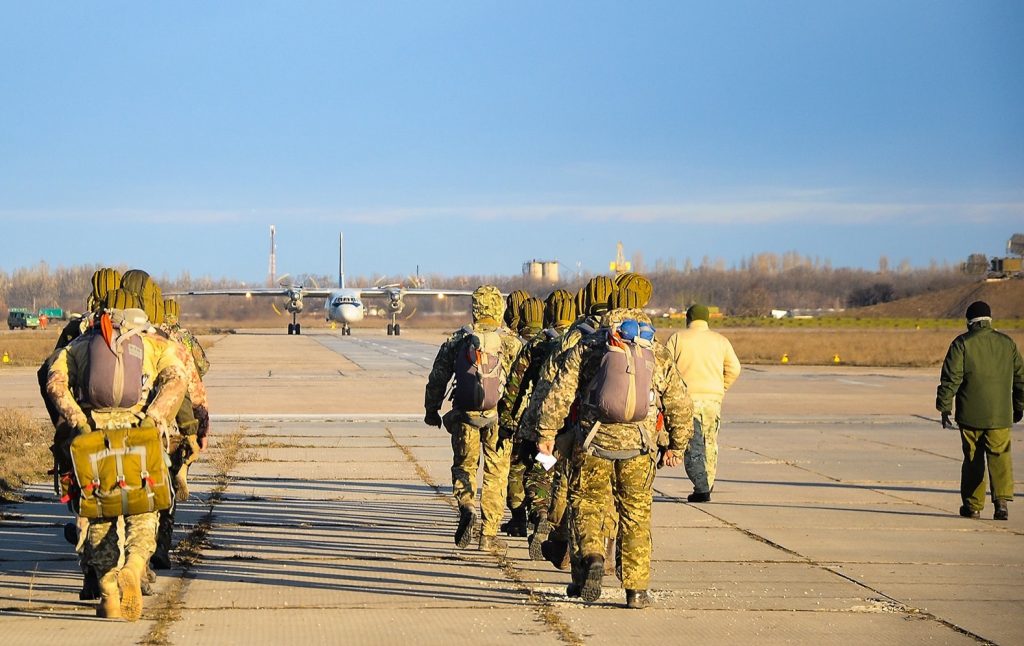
top-left (849, 279), bottom-right (1024, 319)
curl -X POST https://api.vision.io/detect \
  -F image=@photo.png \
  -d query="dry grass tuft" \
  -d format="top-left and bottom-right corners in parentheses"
top-left (0, 408), bottom-right (52, 501)
top-left (0, 330), bottom-right (60, 366)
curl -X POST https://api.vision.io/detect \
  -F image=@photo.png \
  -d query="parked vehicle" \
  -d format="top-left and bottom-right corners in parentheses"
top-left (7, 308), bottom-right (40, 330)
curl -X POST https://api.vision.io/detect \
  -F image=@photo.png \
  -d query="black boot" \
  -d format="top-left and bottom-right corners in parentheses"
top-left (687, 491), bottom-right (711, 503)
top-left (541, 537), bottom-right (570, 570)
top-left (151, 506), bottom-right (176, 569)
top-left (78, 567), bottom-right (100, 601)
top-left (454, 505), bottom-right (477, 549)
top-left (528, 512), bottom-right (550, 561)
top-left (994, 499), bottom-right (1009, 521)
top-left (581, 554), bottom-right (605, 603)
top-left (626, 589), bottom-right (651, 609)
top-left (504, 505), bottom-right (528, 537)
top-left (959, 505), bottom-right (981, 519)
top-left (566, 555), bottom-right (585, 598)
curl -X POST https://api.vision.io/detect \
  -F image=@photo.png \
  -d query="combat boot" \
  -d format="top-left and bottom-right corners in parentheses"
top-left (479, 534), bottom-right (506, 552)
top-left (626, 589), bottom-right (651, 609)
top-left (687, 491), bottom-right (711, 503)
top-left (454, 505), bottom-right (477, 549)
top-left (995, 499), bottom-right (1009, 521)
top-left (528, 512), bottom-right (550, 561)
top-left (566, 556), bottom-right (584, 598)
top-left (541, 537), bottom-right (570, 571)
top-left (504, 506), bottom-right (528, 537)
top-left (959, 505), bottom-right (981, 519)
top-left (141, 566), bottom-right (157, 597)
top-left (95, 572), bottom-right (121, 619)
top-left (580, 554), bottom-right (605, 603)
top-left (117, 554), bottom-right (147, 621)
top-left (79, 567), bottom-right (100, 600)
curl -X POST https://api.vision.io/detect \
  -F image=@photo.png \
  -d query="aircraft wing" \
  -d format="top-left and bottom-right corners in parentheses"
top-left (166, 287), bottom-right (335, 298)
top-left (358, 288), bottom-right (475, 298)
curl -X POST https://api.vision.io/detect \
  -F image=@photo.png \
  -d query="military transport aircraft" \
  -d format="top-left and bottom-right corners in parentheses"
top-left (169, 234), bottom-right (473, 336)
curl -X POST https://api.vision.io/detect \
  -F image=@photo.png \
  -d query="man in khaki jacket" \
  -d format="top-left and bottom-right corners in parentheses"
top-left (666, 304), bottom-right (741, 502)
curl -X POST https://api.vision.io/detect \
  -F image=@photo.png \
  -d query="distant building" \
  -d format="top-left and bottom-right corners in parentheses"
top-left (522, 259), bottom-right (559, 283)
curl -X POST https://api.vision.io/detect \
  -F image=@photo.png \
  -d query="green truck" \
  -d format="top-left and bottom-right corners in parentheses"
top-left (7, 308), bottom-right (40, 330)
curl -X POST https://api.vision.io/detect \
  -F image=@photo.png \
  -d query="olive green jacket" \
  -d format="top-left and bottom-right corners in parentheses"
top-left (936, 322), bottom-right (1024, 430)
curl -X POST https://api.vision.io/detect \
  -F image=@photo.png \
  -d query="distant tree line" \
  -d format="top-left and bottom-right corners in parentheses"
top-left (0, 254), bottom-right (975, 321)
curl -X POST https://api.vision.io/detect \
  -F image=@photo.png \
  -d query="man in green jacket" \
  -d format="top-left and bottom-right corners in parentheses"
top-left (936, 301), bottom-right (1024, 521)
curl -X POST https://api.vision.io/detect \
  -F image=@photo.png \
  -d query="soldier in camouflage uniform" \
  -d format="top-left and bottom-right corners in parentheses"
top-left (519, 275), bottom-right (618, 568)
top-left (502, 296), bottom-right (545, 536)
top-left (424, 285), bottom-right (524, 551)
top-left (38, 268), bottom-right (121, 601)
top-left (149, 297), bottom-right (212, 569)
top-left (47, 289), bottom-right (188, 620)
top-left (536, 305), bottom-right (693, 609)
top-left (501, 289), bottom-right (577, 557)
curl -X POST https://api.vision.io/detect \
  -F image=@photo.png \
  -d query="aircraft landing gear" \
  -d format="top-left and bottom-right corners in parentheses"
top-left (288, 313), bottom-right (301, 335)
top-left (341, 323), bottom-right (352, 336)
top-left (387, 316), bottom-right (401, 336)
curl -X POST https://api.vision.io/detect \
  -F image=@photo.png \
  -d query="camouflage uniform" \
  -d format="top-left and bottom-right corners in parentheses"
top-left (537, 308), bottom-right (693, 597)
top-left (47, 314), bottom-right (187, 619)
top-left (503, 298), bottom-right (545, 528)
top-left (425, 286), bottom-right (524, 544)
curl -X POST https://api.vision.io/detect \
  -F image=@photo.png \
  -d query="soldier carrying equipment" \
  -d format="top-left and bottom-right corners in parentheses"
top-left (452, 328), bottom-right (506, 412)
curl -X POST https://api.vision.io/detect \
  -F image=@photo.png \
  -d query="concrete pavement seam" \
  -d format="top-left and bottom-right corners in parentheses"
top-left (384, 427), bottom-right (585, 646)
top-left (654, 485), bottom-right (995, 645)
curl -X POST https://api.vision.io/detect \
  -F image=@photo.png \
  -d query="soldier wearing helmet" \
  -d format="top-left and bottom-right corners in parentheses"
top-left (424, 285), bottom-right (524, 551)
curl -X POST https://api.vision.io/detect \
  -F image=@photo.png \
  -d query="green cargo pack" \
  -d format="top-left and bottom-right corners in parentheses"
top-left (69, 426), bottom-right (172, 518)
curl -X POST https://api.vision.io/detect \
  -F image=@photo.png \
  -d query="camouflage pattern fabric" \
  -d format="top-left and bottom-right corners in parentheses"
top-left (536, 308), bottom-right (693, 453)
top-left (47, 330), bottom-right (188, 437)
top-left (450, 415), bottom-right (512, 536)
top-left (683, 399), bottom-right (723, 493)
top-left (568, 452), bottom-right (656, 590)
top-left (159, 324), bottom-right (211, 437)
top-left (425, 286), bottom-right (523, 537)
top-left (506, 457), bottom-right (527, 512)
top-left (87, 510), bottom-right (159, 581)
top-left (163, 322), bottom-right (210, 378)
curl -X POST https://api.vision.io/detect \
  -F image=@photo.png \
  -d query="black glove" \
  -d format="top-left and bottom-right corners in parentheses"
top-left (424, 410), bottom-right (443, 428)
top-left (1014, 409), bottom-right (1023, 424)
top-left (941, 412), bottom-right (952, 429)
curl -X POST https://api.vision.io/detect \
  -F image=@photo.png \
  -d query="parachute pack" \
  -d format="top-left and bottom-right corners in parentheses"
top-left (586, 319), bottom-right (656, 423)
top-left (82, 310), bottom-right (147, 410)
top-left (68, 424), bottom-right (172, 518)
top-left (452, 328), bottom-right (506, 412)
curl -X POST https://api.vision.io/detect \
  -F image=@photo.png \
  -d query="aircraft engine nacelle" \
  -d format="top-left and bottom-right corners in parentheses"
top-left (386, 291), bottom-right (405, 314)
top-left (287, 297), bottom-right (304, 314)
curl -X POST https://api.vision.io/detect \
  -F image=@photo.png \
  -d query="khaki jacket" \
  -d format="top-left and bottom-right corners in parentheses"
top-left (666, 320), bottom-right (741, 403)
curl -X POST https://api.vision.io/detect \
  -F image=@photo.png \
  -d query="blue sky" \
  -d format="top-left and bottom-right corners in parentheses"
top-left (1, 2), bottom-right (1021, 284)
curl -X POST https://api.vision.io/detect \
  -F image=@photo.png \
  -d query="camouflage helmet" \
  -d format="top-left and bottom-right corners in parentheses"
top-left (518, 297), bottom-right (544, 336)
top-left (504, 289), bottom-right (530, 329)
top-left (608, 288), bottom-right (644, 311)
top-left (102, 288), bottom-right (143, 312)
top-left (544, 289), bottom-right (576, 327)
top-left (584, 275), bottom-right (618, 316)
top-left (121, 269), bottom-right (164, 325)
top-left (614, 272), bottom-right (653, 308)
top-left (88, 267), bottom-right (122, 312)
top-left (472, 285), bottom-right (505, 323)
top-left (164, 298), bottom-right (180, 324)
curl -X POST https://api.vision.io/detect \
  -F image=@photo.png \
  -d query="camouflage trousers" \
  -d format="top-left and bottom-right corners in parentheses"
top-left (524, 459), bottom-right (553, 522)
top-left (506, 441), bottom-right (527, 512)
top-left (568, 451), bottom-right (655, 590)
top-left (684, 399), bottom-right (722, 493)
top-left (87, 511), bottom-right (159, 580)
top-left (451, 420), bottom-right (512, 536)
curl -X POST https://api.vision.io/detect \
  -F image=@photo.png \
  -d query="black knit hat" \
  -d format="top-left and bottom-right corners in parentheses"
top-left (965, 301), bottom-right (991, 320)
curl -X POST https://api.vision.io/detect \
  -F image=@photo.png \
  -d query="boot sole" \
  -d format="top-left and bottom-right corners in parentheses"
top-left (581, 559), bottom-right (604, 602)
top-left (117, 567), bottom-right (143, 622)
top-left (528, 518), bottom-right (550, 561)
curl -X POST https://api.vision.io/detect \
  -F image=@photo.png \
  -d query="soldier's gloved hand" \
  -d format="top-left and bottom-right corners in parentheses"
top-left (1014, 409), bottom-right (1023, 424)
top-left (424, 410), bottom-right (443, 428)
top-left (941, 413), bottom-right (953, 429)
top-left (537, 439), bottom-right (555, 456)
top-left (183, 435), bottom-right (202, 466)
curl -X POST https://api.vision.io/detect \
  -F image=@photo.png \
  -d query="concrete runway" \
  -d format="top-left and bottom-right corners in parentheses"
top-left (1, 328), bottom-right (1022, 644)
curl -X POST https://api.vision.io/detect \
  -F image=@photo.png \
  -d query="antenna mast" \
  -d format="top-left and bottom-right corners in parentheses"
top-left (268, 225), bottom-right (277, 287)
top-left (338, 232), bottom-right (345, 288)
